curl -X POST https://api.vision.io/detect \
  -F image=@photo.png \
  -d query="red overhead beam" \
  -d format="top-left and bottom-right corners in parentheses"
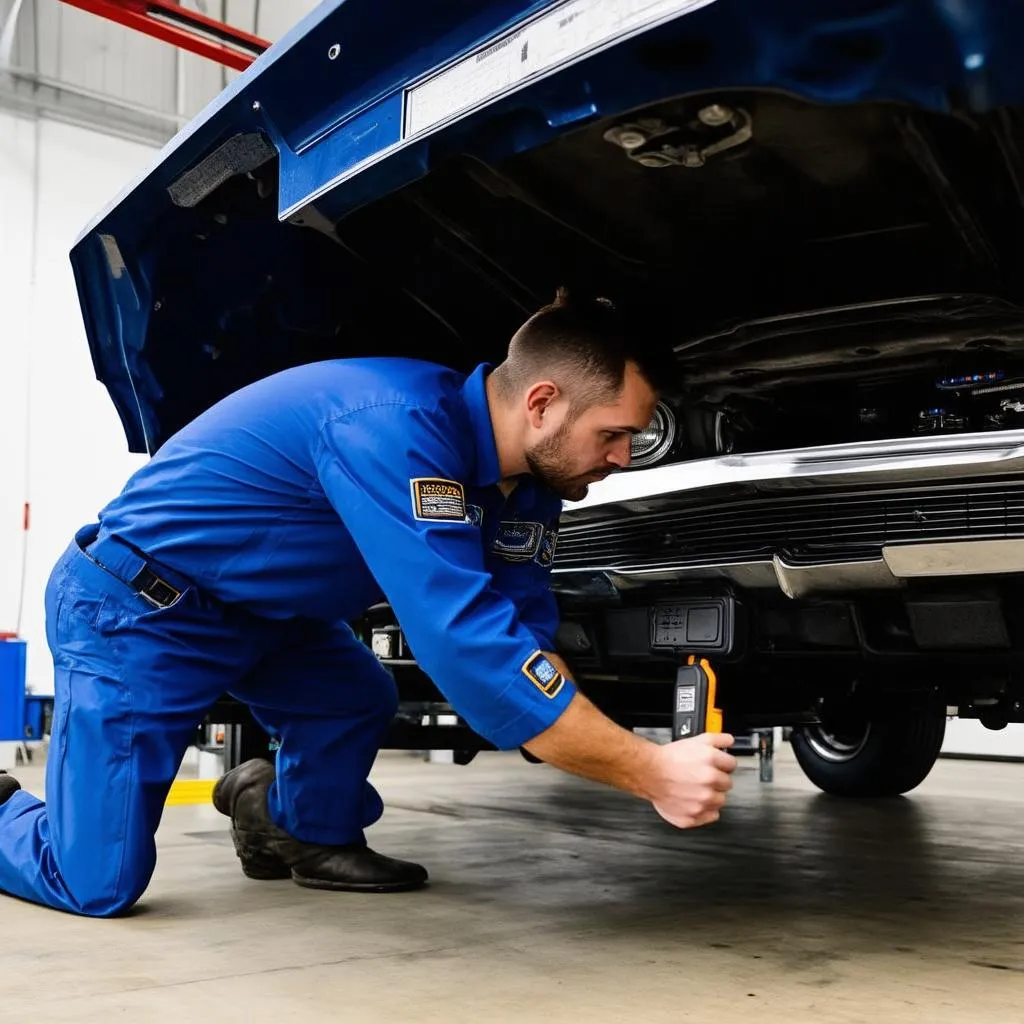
top-left (59, 0), bottom-right (270, 71)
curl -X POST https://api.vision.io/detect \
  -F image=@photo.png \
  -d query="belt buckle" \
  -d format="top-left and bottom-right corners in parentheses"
top-left (132, 567), bottom-right (182, 609)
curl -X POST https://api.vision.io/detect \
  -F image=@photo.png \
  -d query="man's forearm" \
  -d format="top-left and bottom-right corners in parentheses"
top-left (522, 655), bottom-right (659, 800)
top-left (522, 652), bottom-right (738, 829)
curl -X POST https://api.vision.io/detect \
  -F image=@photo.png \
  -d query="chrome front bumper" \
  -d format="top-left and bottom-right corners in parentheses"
top-left (555, 430), bottom-right (1024, 598)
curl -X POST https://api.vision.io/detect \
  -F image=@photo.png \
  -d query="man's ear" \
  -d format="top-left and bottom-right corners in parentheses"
top-left (524, 381), bottom-right (559, 430)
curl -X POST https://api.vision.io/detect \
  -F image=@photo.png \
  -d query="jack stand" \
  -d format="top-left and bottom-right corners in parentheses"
top-left (757, 728), bottom-right (774, 783)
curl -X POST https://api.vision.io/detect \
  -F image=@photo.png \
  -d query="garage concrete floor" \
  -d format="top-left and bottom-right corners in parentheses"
top-left (2, 744), bottom-right (1023, 1023)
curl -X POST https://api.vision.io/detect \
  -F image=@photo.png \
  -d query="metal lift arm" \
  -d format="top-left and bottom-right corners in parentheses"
top-left (58, 0), bottom-right (269, 71)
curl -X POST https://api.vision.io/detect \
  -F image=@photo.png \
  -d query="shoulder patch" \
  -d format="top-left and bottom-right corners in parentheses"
top-left (522, 651), bottom-right (565, 699)
top-left (493, 520), bottom-right (544, 561)
top-left (535, 525), bottom-right (559, 568)
top-left (410, 478), bottom-right (467, 522)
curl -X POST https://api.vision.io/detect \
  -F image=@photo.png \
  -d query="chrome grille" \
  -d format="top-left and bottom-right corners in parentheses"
top-left (554, 481), bottom-right (1024, 570)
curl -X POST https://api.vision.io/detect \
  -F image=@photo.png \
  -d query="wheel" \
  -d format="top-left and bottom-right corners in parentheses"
top-left (790, 702), bottom-right (946, 798)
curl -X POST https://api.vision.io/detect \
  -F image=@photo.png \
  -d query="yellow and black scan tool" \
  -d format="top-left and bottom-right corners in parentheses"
top-left (672, 656), bottom-right (723, 740)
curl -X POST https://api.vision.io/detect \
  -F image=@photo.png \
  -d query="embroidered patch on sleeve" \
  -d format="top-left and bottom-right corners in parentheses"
top-left (521, 651), bottom-right (565, 699)
top-left (535, 525), bottom-right (559, 568)
top-left (492, 520), bottom-right (544, 561)
top-left (410, 478), bottom-right (467, 522)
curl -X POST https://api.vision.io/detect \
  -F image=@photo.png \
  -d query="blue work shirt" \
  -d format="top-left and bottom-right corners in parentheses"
top-left (95, 358), bottom-right (575, 749)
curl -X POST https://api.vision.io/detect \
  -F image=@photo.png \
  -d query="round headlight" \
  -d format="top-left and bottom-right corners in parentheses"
top-left (630, 402), bottom-right (676, 467)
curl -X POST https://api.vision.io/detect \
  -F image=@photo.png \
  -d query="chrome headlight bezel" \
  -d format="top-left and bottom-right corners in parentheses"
top-left (629, 402), bottom-right (677, 468)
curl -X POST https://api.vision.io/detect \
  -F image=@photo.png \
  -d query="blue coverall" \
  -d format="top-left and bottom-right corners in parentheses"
top-left (0, 358), bottom-right (576, 916)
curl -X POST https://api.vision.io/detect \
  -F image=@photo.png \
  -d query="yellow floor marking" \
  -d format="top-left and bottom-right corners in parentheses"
top-left (166, 778), bottom-right (217, 806)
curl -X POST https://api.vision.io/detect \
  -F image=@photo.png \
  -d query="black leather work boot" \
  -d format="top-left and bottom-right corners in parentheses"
top-left (212, 759), bottom-right (428, 892)
top-left (212, 758), bottom-right (290, 879)
top-left (0, 771), bottom-right (20, 806)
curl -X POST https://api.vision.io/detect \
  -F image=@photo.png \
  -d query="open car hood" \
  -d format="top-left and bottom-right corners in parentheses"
top-left (69, 0), bottom-right (1024, 453)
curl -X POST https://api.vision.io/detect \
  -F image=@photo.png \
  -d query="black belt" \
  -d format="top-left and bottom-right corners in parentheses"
top-left (129, 565), bottom-right (183, 609)
top-left (76, 527), bottom-right (188, 610)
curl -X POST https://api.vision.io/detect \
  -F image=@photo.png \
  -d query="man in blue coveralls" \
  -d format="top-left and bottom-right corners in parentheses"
top-left (0, 289), bottom-right (737, 917)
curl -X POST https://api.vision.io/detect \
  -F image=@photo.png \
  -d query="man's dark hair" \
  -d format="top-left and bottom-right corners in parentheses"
top-left (491, 287), bottom-right (668, 411)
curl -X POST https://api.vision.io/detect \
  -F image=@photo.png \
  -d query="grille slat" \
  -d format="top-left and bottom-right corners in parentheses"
top-left (554, 481), bottom-right (1024, 570)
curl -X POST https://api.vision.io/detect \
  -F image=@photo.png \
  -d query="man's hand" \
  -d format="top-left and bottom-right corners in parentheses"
top-left (523, 677), bottom-right (739, 830)
top-left (647, 732), bottom-right (737, 828)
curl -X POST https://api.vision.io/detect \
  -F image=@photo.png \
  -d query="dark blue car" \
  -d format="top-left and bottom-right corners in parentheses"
top-left (71, 0), bottom-right (1024, 796)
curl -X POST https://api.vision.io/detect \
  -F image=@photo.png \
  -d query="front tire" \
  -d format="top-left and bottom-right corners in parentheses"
top-left (790, 704), bottom-right (946, 798)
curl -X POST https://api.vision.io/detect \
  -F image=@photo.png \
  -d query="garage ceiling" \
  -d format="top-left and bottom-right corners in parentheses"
top-left (0, 0), bottom-right (322, 143)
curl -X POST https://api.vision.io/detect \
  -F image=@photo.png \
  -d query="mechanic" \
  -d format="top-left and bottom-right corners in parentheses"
top-left (0, 288), bottom-right (737, 917)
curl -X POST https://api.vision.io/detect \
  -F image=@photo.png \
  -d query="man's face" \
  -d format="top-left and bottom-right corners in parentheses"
top-left (524, 362), bottom-right (658, 501)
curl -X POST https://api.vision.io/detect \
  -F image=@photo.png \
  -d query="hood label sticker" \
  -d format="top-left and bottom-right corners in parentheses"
top-left (405, 0), bottom-right (721, 139)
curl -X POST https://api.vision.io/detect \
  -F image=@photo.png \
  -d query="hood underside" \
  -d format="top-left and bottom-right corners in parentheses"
top-left (68, 0), bottom-right (1024, 453)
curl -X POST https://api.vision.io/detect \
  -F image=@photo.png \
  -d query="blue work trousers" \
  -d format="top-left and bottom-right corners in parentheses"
top-left (0, 526), bottom-right (398, 916)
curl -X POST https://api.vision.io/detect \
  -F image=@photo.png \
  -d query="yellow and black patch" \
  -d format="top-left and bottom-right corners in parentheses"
top-left (521, 651), bottom-right (565, 699)
top-left (535, 525), bottom-right (559, 568)
top-left (410, 478), bottom-right (467, 522)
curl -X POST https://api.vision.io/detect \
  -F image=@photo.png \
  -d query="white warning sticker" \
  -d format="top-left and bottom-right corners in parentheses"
top-left (675, 686), bottom-right (696, 714)
top-left (404, 0), bottom-right (721, 138)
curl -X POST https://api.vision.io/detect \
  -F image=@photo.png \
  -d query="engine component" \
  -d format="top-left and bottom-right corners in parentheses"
top-left (603, 106), bottom-right (752, 169)
top-left (678, 408), bottom-right (737, 458)
top-left (936, 369), bottom-right (1005, 390)
top-left (916, 407), bottom-right (967, 433)
top-left (886, 368), bottom-right (1024, 436)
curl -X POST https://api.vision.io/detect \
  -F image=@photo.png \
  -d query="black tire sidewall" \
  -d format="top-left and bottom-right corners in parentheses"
top-left (791, 707), bottom-right (946, 798)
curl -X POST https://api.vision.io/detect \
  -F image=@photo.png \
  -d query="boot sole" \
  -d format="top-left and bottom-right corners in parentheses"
top-left (242, 863), bottom-right (293, 881)
top-left (291, 871), bottom-right (428, 894)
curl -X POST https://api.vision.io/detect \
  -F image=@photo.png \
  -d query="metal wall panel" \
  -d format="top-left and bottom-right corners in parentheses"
top-left (0, 0), bottom-right (317, 143)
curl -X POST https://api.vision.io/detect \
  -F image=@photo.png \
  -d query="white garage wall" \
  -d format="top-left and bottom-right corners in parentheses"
top-left (0, 113), bottom-right (34, 644)
top-left (0, 111), bottom-right (155, 694)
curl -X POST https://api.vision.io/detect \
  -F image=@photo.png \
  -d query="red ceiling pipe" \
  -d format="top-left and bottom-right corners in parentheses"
top-left (58, 0), bottom-right (270, 71)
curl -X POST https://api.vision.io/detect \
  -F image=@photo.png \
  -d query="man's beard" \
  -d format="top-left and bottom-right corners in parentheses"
top-left (525, 426), bottom-right (602, 502)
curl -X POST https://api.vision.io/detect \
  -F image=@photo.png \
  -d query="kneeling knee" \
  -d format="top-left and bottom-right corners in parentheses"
top-left (69, 869), bottom-right (152, 918)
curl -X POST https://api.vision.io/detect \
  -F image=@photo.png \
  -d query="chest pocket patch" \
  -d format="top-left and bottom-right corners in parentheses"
top-left (492, 521), bottom-right (543, 561)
